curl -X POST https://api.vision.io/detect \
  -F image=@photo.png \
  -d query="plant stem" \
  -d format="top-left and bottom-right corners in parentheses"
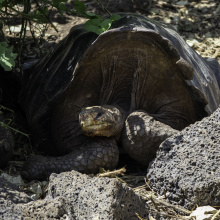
top-left (0, 121), bottom-right (29, 138)
top-left (0, 105), bottom-right (14, 113)
top-left (33, 0), bottom-right (58, 32)
top-left (95, 0), bottom-right (111, 16)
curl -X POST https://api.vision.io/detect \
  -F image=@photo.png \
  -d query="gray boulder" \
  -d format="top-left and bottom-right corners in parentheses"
top-left (147, 107), bottom-right (220, 210)
top-left (46, 171), bottom-right (148, 219)
top-left (0, 171), bottom-right (148, 219)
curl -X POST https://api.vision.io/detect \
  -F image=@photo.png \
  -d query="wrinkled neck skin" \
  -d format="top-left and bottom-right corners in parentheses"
top-left (79, 105), bottom-right (126, 138)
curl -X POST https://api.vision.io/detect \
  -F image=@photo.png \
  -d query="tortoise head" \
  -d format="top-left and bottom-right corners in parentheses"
top-left (79, 105), bottom-right (124, 137)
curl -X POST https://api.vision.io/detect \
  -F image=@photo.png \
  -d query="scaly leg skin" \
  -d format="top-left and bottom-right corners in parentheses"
top-left (21, 137), bottom-right (119, 181)
top-left (122, 111), bottom-right (178, 165)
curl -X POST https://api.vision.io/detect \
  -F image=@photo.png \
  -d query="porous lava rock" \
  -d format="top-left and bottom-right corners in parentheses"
top-left (0, 171), bottom-right (148, 219)
top-left (47, 171), bottom-right (149, 219)
top-left (0, 177), bottom-right (72, 219)
top-left (0, 177), bottom-right (32, 219)
top-left (147, 107), bottom-right (220, 210)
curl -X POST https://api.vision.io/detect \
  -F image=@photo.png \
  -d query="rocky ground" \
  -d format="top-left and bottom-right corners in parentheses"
top-left (0, 0), bottom-right (220, 219)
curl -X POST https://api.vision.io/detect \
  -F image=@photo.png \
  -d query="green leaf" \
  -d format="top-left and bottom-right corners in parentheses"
top-left (85, 25), bottom-right (103, 35)
top-left (58, 3), bottom-right (66, 11)
top-left (85, 19), bottom-right (103, 35)
top-left (32, 10), bottom-right (48, 23)
top-left (52, 0), bottom-right (60, 7)
top-left (100, 18), bottom-right (112, 31)
top-left (110, 14), bottom-right (121, 21)
top-left (74, 0), bottom-right (86, 14)
top-left (0, 0), bottom-right (4, 9)
top-left (86, 18), bottom-right (102, 26)
top-left (56, 3), bottom-right (66, 15)
top-left (0, 42), bottom-right (17, 71)
top-left (52, 0), bottom-right (67, 15)
top-left (42, 6), bottom-right (49, 16)
top-left (85, 12), bottom-right (96, 17)
top-left (85, 12), bottom-right (101, 19)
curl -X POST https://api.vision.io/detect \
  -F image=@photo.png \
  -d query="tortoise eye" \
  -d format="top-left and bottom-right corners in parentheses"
top-left (96, 112), bottom-right (103, 120)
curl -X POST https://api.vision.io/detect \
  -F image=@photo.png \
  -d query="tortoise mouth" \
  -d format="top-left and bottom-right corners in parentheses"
top-left (80, 122), bottom-right (114, 137)
top-left (80, 119), bottom-right (114, 130)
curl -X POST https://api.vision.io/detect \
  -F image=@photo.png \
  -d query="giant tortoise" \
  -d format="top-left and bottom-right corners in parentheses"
top-left (20, 13), bottom-right (220, 180)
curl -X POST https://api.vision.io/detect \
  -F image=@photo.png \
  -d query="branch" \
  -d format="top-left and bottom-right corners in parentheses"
top-left (95, 0), bottom-right (111, 16)
top-left (33, 0), bottom-right (58, 32)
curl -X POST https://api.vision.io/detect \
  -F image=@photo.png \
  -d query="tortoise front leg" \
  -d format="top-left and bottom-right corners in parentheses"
top-left (21, 137), bottom-right (118, 180)
top-left (122, 111), bottom-right (178, 165)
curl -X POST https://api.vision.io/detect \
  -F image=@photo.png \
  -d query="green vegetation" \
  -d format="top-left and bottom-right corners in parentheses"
top-left (74, 0), bottom-right (120, 35)
top-left (0, 41), bottom-right (17, 71)
top-left (0, 0), bottom-right (120, 71)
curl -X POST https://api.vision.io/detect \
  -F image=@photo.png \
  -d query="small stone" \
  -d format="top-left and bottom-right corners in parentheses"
top-left (164, 18), bottom-right (171, 23)
top-left (150, 8), bottom-right (160, 14)
top-left (186, 39), bottom-right (199, 47)
top-left (5, 25), bottom-right (30, 33)
top-left (205, 32), bottom-right (212, 38)
top-left (214, 3), bottom-right (220, 15)
top-left (0, 173), bottom-right (24, 186)
top-left (176, 1), bottom-right (187, 6)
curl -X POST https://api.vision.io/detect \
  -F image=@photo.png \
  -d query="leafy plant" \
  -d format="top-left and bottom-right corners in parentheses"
top-left (0, 0), bottom-right (71, 71)
top-left (0, 41), bottom-right (17, 71)
top-left (74, 0), bottom-right (121, 35)
top-left (0, 0), bottom-right (121, 71)
top-left (84, 14), bottom-right (121, 35)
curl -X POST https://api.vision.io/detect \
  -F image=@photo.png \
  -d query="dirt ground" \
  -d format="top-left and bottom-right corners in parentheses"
top-left (24, 0), bottom-right (220, 63)
top-left (0, 0), bottom-right (220, 217)
top-left (3, 0), bottom-right (219, 65)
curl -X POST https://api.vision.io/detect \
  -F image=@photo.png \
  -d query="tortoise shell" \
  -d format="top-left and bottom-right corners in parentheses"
top-left (20, 13), bottom-right (220, 149)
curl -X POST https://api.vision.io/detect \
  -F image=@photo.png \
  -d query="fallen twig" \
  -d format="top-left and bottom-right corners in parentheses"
top-left (150, 194), bottom-right (192, 215)
top-left (150, 209), bottom-right (189, 219)
top-left (213, 48), bottom-right (220, 59)
top-left (136, 212), bottom-right (148, 220)
top-left (97, 167), bottom-right (126, 177)
top-left (211, 209), bottom-right (220, 220)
